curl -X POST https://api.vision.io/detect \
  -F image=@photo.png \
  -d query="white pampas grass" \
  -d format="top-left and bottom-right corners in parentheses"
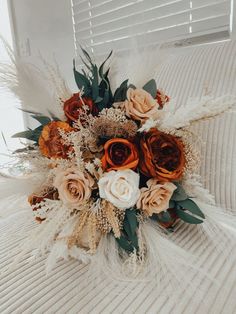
top-left (160, 95), bottom-right (236, 130)
top-left (182, 173), bottom-right (215, 205)
top-left (0, 36), bottom-right (70, 120)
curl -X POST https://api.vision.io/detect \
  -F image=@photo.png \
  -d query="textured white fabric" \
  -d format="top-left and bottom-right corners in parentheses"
top-left (0, 40), bottom-right (236, 314)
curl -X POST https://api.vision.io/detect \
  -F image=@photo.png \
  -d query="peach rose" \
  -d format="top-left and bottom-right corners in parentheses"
top-left (39, 121), bottom-right (73, 159)
top-left (124, 88), bottom-right (159, 123)
top-left (137, 179), bottom-right (176, 216)
top-left (54, 167), bottom-right (94, 206)
top-left (139, 128), bottom-right (185, 181)
top-left (101, 138), bottom-right (139, 171)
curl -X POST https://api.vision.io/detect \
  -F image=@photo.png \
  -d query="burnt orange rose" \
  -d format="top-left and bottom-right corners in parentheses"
top-left (101, 138), bottom-right (139, 171)
top-left (39, 121), bottom-right (73, 159)
top-left (156, 89), bottom-right (170, 108)
top-left (139, 128), bottom-right (185, 181)
top-left (63, 93), bottom-right (98, 124)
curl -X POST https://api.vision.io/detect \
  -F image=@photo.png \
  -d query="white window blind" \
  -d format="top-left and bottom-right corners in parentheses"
top-left (71, 0), bottom-right (233, 55)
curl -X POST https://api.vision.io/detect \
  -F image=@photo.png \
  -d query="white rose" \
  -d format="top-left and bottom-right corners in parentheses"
top-left (54, 167), bottom-right (94, 206)
top-left (98, 169), bottom-right (140, 209)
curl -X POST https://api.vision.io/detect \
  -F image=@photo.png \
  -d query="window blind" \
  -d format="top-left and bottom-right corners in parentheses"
top-left (71, 0), bottom-right (232, 55)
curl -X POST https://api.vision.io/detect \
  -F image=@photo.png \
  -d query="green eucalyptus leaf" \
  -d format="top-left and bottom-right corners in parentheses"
top-left (113, 79), bottom-right (129, 102)
top-left (116, 236), bottom-right (134, 253)
top-left (31, 115), bottom-right (51, 125)
top-left (171, 182), bottom-right (188, 201)
top-left (12, 130), bottom-right (35, 139)
top-left (178, 199), bottom-right (205, 219)
top-left (176, 208), bottom-right (203, 224)
top-left (80, 46), bottom-right (93, 63)
top-left (126, 209), bottom-right (138, 236)
top-left (91, 64), bottom-right (99, 101)
top-left (99, 50), bottom-right (112, 78)
top-left (73, 60), bottom-right (91, 95)
top-left (142, 79), bottom-right (157, 98)
top-left (95, 96), bottom-right (103, 103)
top-left (169, 200), bottom-right (176, 208)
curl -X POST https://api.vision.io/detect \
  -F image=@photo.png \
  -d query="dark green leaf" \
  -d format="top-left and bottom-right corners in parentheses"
top-left (126, 209), bottom-right (138, 236)
top-left (178, 199), bottom-right (205, 219)
top-left (91, 64), bottom-right (99, 101)
top-left (99, 50), bottom-right (112, 78)
top-left (80, 46), bottom-right (93, 63)
top-left (80, 57), bottom-right (92, 72)
top-left (12, 130), bottom-right (35, 139)
top-left (116, 236), bottom-right (134, 253)
top-left (176, 208), bottom-right (203, 224)
top-left (95, 96), bottom-right (103, 103)
top-left (113, 79), bottom-right (129, 102)
top-left (142, 79), bottom-right (157, 98)
top-left (31, 115), bottom-right (51, 125)
top-left (169, 200), bottom-right (176, 208)
top-left (171, 182), bottom-right (188, 201)
top-left (73, 60), bottom-right (91, 95)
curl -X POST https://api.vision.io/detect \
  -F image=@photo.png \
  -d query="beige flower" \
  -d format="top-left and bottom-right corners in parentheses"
top-left (54, 167), bottom-right (94, 206)
top-left (124, 88), bottom-right (159, 123)
top-left (137, 179), bottom-right (176, 216)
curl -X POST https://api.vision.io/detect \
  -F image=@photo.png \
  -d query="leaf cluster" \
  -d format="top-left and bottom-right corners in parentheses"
top-left (169, 182), bottom-right (205, 224)
top-left (12, 114), bottom-right (53, 144)
top-left (73, 48), bottom-right (113, 111)
top-left (116, 208), bottom-right (139, 253)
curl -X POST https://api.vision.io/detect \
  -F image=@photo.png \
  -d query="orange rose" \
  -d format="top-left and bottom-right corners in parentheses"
top-left (39, 121), bottom-right (73, 159)
top-left (63, 93), bottom-right (98, 125)
top-left (139, 128), bottom-right (185, 181)
top-left (101, 138), bottom-right (139, 171)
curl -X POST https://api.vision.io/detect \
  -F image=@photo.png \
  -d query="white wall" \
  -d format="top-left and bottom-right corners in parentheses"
top-left (9, 0), bottom-right (76, 89)
top-left (0, 0), bottom-right (24, 165)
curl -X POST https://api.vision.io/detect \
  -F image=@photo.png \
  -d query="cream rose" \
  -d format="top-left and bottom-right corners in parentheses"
top-left (54, 167), bottom-right (94, 206)
top-left (137, 179), bottom-right (176, 216)
top-left (124, 88), bottom-right (159, 123)
top-left (98, 169), bottom-right (140, 209)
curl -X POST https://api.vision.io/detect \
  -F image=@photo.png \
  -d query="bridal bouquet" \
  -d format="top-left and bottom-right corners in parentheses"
top-left (1, 43), bottom-right (236, 286)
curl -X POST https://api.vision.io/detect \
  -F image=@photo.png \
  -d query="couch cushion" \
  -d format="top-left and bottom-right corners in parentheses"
top-left (156, 40), bottom-right (236, 210)
top-left (0, 40), bottom-right (236, 314)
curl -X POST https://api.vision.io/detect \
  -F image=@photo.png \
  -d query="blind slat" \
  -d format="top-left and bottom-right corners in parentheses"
top-left (72, 0), bottom-right (232, 55)
top-left (74, 0), bottom-right (190, 33)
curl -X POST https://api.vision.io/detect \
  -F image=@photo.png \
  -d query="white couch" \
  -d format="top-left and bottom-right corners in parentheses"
top-left (0, 40), bottom-right (236, 314)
